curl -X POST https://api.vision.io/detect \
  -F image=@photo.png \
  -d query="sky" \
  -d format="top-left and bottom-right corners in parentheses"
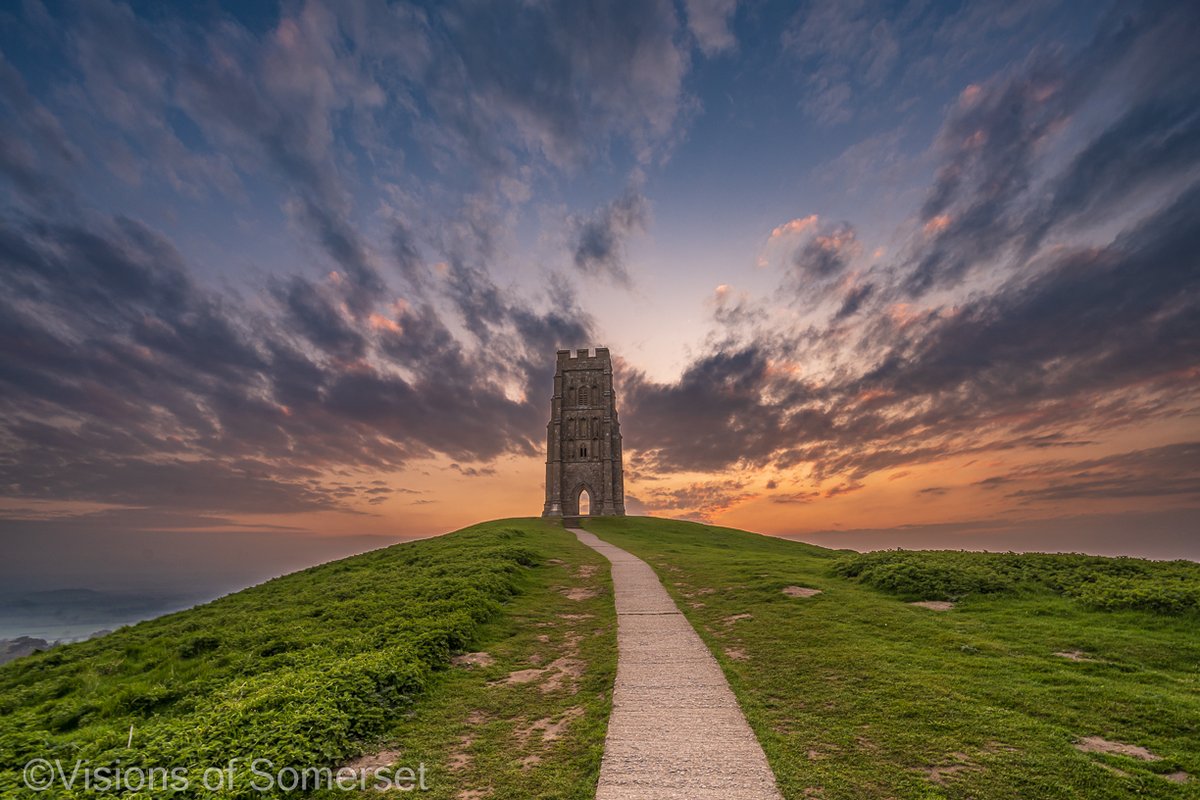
top-left (1, 0), bottom-right (1198, 604)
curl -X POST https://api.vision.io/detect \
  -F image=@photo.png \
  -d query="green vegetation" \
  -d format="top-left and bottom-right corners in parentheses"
top-left (586, 516), bottom-right (1200, 800)
top-left (0, 519), bottom-right (615, 799)
top-left (5, 513), bottom-right (1197, 799)
top-left (833, 549), bottom-right (1200, 614)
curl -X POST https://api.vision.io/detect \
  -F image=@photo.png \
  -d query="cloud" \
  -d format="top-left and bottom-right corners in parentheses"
top-left (901, 1), bottom-right (1200, 296)
top-left (625, 175), bottom-right (1200, 486)
top-left (769, 215), bottom-right (818, 240)
top-left (781, 0), bottom-right (1082, 127)
top-left (983, 443), bottom-right (1200, 503)
top-left (685, 0), bottom-right (740, 56)
top-left (570, 187), bottom-right (650, 284)
top-left (0, 204), bottom-right (591, 513)
top-left (419, 0), bottom-right (690, 170)
top-left (789, 221), bottom-right (859, 281)
top-left (634, 479), bottom-right (754, 521)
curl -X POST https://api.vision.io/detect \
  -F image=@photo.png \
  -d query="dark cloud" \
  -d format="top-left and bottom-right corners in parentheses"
top-left (792, 220), bottom-right (859, 280)
top-left (571, 188), bottom-right (650, 284)
top-left (0, 204), bottom-right (591, 512)
top-left (626, 180), bottom-right (1200, 486)
top-left (636, 479), bottom-right (753, 521)
top-left (903, 1), bottom-right (1199, 296)
top-left (622, 4), bottom-right (1200, 492)
top-left (983, 443), bottom-right (1200, 503)
top-left (834, 282), bottom-right (874, 319)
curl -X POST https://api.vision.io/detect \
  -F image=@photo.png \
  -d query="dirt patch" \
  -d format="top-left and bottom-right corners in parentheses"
top-left (501, 668), bottom-right (544, 685)
top-left (924, 763), bottom-right (980, 785)
top-left (724, 647), bottom-right (747, 661)
top-left (783, 586), bottom-right (822, 598)
top-left (557, 613), bottom-right (594, 621)
top-left (456, 790), bottom-right (491, 800)
top-left (451, 652), bottom-right (495, 668)
top-left (536, 634), bottom-right (550, 643)
top-left (1074, 737), bottom-right (1161, 761)
top-left (1165, 771), bottom-right (1191, 783)
top-left (689, 601), bottom-right (706, 609)
top-left (541, 657), bottom-right (586, 693)
top-left (498, 656), bottom-right (584, 693)
top-left (1053, 650), bottom-right (1097, 662)
top-left (519, 755), bottom-right (541, 771)
top-left (447, 742), bottom-right (472, 772)
top-left (340, 748), bottom-right (403, 772)
top-left (520, 706), bottom-right (584, 743)
top-left (574, 564), bottom-right (598, 578)
top-left (722, 613), bottom-right (753, 625)
top-left (560, 587), bottom-right (598, 601)
top-left (909, 601), bottom-right (955, 611)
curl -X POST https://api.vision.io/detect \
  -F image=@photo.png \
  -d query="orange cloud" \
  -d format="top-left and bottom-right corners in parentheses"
top-left (769, 214), bottom-right (819, 239)
top-left (923, 214), bottom-right (952, 235)
top-left (368, 313), bottom-right (402, 333)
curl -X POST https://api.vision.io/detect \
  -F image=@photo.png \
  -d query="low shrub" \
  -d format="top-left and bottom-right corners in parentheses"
top-left (832, 549), bottom-right (1200, 614)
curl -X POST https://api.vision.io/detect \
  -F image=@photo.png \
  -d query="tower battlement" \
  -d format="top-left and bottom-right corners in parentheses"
top-left (542, 347), bottom-right (625, 518)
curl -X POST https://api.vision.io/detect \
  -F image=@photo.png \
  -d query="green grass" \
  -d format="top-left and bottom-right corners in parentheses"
top-left (0, 518), bottom-right (615, 799)
top-left (585, 516), bottom-right (1200, 800)
top-left (5, 513), bottom-right (1197, 799)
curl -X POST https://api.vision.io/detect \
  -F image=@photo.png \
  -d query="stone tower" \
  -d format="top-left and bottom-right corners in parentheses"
top-left (542, 348), bottom-right (626, 518)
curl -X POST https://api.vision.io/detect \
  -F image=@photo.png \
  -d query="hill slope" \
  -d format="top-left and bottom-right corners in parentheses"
top-left (586, 517), bottom-right (1200, 799)
top-left (2, 516), bottom-right (1197, 799)
top-left (0, 520), bottom-right (616, 799)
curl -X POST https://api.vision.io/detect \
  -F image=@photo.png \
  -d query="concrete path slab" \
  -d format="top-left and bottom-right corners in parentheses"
top-left (571, 529), bottom-right (783, 800)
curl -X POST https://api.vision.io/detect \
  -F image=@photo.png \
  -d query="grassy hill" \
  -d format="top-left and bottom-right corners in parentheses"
top-left (2, 516), bottom-right (1197, 799)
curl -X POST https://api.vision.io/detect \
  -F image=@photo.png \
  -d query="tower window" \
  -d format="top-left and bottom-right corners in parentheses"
top-left (580, 445), bottom-right (588, 458)
top-left (579, 385), bottom-right (589, 405)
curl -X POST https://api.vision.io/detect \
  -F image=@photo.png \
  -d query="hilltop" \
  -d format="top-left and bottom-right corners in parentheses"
top-left (1, 517), bottom-right (1197, 799)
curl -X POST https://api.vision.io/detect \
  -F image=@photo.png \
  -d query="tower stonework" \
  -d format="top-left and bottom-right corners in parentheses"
top-left (542, 348), bottom-right (626, 518)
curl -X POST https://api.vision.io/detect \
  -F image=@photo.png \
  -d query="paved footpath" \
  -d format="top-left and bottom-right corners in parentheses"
top-left (571, 529), bottom-right (783, 800)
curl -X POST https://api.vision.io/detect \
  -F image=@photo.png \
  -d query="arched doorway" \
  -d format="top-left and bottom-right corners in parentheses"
top-left (578, 486), bottom-right (591, 516)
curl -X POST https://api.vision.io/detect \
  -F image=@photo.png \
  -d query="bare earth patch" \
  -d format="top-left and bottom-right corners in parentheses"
top-left (1165, 771), bottom-right (1191, 783)
top-left (783, 586), bottom-right (822, 598)
top-left (540, 657), bottom-right (585, 693)
top-left (724, 647), bottom-right (748, 661)
top-left (1074, 737), bottom-right (1161, 761)
top-left (1053, 650), bottom-right (1097, 662)
top-left (924, 763), bottom-right (980, 785)
top-left (909, 601), bottom-right (955, 611)
top-left (451, 652), bottom-right (495, 668)
top-left (501, 668), bottom-right (544, 685)
top-left (722, 613), bottom-right (754, 625)
top-left (517, 707), bottom-right (585, 745)
top-left (340, 748), bottom-right (404, 772)
top-left (557, 612), bottom-right (593, 620)
top-left (560, 586), bottom-right (599, 601)
top-left (574, 564), bottom-right (598, 578)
